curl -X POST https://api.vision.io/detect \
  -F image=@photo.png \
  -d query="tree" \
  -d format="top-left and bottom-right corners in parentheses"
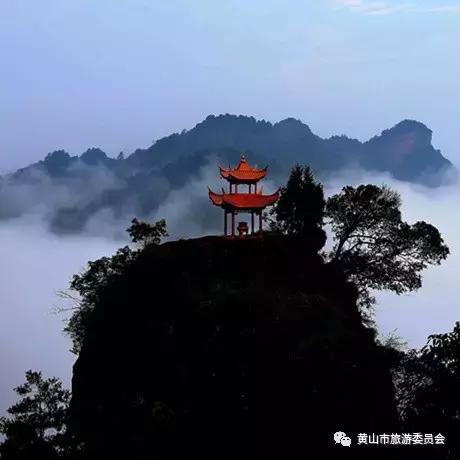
top-left (270, 165), bottom-right (325, 237)
top-left (325, 184), bottom-right (449, 307)
top-left (127, 218), bottom-right (168, 249)
top-left (394, 323), bottom-right (460, 459)
top-left (64, 245), bottom-right (138, 354)
top-left (63, 218), bottom-right (168, 353)
top-left (0, 371), bottom-right (70, 459)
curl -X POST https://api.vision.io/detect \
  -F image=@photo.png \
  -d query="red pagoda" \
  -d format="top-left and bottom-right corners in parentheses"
top-left (208, 154), bottom-right (279, 236)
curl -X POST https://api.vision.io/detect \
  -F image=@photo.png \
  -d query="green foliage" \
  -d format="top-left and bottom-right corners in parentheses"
top-left (64, 218), bottom-right (168, 354)
top-left (64, 245), bottom-right (137, 354)
top-left (395, 323), bottom-right (460, 457)
top-left (0, 371), bottom-right (70, 459)
top-left (127, 218), bottom-right (168, 248)
top-left (270, 165), bottom-right (325, 237)
top-left (69, 234), bottom-right (402, 456)
top-left (424, 321), bottom-right (460, 368)
top-left (377, 330), bottom-right (409, 353)
top-left (51, 173), bottom-right (451, 455)
top-left (271, 175), bottom-right (449, 309)
top-left (325, 184), bottom-right (449, 307)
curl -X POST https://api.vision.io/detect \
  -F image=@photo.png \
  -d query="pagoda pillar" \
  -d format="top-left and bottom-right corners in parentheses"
top-left (251, 211), bottom-right (255, 235)
top-left (231, 211), bottom-right (236, 236)
top-left (224, 211), bottom-right (227, 236)
top-left (259, 211), bottom-right (263, 233)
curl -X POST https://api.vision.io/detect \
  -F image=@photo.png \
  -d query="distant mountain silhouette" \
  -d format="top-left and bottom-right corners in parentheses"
top-left (0, 114), bottom-right (455, 234)
top-left (125, 115), bottom-right (452, 181)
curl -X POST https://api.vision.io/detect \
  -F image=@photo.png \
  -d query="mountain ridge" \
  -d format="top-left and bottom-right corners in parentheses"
top-left (10, 115), bottom-right (452, 176)
top-left (0, 114), bottom-right (455, 235)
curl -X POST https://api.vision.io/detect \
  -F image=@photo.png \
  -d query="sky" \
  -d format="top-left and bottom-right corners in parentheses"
top-left (1, 0), bottom-right (460, 172)
top-left (1, 0), bottom-right (460, 412)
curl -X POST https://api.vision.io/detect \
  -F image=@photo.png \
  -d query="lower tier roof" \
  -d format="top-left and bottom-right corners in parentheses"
top-left (208, 188), bottom-right (279, 210)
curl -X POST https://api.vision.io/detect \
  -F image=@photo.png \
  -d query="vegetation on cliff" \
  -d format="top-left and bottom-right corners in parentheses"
top-left (0, 165), bottom-right (454, 459)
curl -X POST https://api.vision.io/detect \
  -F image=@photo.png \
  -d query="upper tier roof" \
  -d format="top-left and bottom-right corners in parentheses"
top-left (219, 154), bottom-right (267, 183)
top-left (208, 187), bottom-right (279, 210)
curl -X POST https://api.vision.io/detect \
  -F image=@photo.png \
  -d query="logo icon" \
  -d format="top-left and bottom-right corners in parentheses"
top-left (334, 431), bottom-right (352, 447)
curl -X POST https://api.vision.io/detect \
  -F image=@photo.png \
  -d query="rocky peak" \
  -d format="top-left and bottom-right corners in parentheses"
top-left (44, 149), bottom-right (71, 163)
top-left (378, 119), bottom-right (433, 148)
top-left (41, 150), bottom-right (74, 175)
top-left (274, 117), bottom-right (313, 138)
top-left (80, 148), bottom-right (109, 165)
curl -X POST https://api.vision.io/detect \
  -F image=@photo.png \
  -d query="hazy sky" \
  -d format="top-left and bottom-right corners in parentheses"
top-left (1, 0), bottom-right (460, 172)
top-left (1, 0), bottom-right (460, 412)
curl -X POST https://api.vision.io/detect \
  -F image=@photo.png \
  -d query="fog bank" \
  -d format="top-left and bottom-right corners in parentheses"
top-left (0, 219), bottom-right (118, 413)
top-left (1, 169), bottom-right (459, 416)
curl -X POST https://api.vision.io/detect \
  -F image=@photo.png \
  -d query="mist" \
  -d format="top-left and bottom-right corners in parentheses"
top-left (325, 168), bottom-right (460, 348)
top-left (375, 179), bottom-right (460, 348)
top-left (1, 163), bottom-right (459, 417)
top-left (0, 218), bottom-right (119, 414)
top-left (0, 161), bottom-right (224, 415)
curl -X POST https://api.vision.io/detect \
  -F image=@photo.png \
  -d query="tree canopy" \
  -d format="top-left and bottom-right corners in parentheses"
top-left (270, 165), bottom-right (325, 237)
top-left (325, 184), bottom-right (449, 307)
top-left (127, 218), bottom-right (168, 249)
top-left (0, 371), bottom-right (70, 459)
top-left (393, 322), bottom-right (460, 459)
top-left (271, 168), bottom-right (449, 309)
top-left (64, 218), bottom-right (168, 353)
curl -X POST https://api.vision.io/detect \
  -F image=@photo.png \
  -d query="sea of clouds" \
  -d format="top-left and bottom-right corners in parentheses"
top-left (325, 167), bottom-right (460, 348)
top-left (0, 162), bottom-right (458, 415)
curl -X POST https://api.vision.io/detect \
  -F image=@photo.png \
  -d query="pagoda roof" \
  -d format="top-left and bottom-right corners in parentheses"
top-left (208, 187), bottom-right (279, 210)
top-left (219, 155), bottom-right (267, 182)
